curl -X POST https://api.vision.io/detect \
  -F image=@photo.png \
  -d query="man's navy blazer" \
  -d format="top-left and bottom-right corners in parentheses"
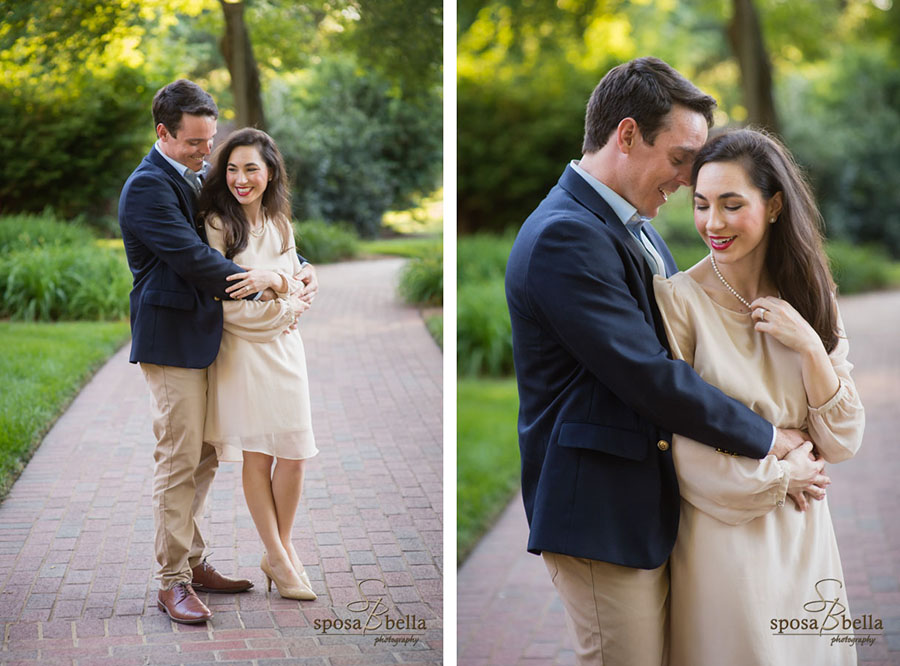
top-left (505, 165), bottom-right (772, 569)
top-left (118, 148), bottom-right (249, 369)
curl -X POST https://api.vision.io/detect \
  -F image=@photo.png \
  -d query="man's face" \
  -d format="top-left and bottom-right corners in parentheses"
top-left (157, 113), bottom-right (217, 172)
top-left (620, 105), bottom-right (708, 218)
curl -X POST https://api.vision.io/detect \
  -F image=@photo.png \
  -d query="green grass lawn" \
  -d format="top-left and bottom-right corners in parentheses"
top-left (0, 320), bottom-right (131, 495)
top-left (360, 236), bottom-right (441, 259)
top-left (457, 376), bottom-right (521, 565)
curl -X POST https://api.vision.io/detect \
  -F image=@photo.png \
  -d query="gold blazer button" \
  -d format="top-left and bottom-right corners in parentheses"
top-left (657, 439), bottom-right (670, 452)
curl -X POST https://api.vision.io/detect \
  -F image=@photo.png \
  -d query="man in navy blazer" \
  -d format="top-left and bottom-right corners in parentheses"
top-left (505, 58), bottom-right (808, 664)
top-left (119, 80), bottom-right (316, 624)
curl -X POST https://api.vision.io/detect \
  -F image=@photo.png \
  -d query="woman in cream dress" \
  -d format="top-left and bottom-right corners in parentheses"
top-left (197, 128), bottom-right (318, 601)
top-left (653, 129), bottom-right (864, 665)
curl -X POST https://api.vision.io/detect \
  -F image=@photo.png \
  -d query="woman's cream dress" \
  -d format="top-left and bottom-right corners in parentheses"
top-left (654, 272), bottom-right (864, 666)
top-left (204, 215), bottom-right (317, 462)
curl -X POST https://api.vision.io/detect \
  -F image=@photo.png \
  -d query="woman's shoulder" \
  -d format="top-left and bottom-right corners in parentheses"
top-left (203, 212), bottom-right (224, 229)
top-left (653, 270), bottom-right (702, 302)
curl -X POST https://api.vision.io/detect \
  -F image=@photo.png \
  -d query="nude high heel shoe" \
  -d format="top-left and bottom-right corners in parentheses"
top-left (288, 550), bottom-right (312, 589)
top-left (260, 554), bottom-right (317, 601)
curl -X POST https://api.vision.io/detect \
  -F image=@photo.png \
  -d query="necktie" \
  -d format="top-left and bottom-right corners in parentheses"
top-left (184, 168), bottom-right (202, 197)
top-left (625, 213), bottom-right (662, 276)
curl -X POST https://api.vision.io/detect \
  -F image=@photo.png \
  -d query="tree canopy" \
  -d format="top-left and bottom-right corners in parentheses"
top-left (0, 0), bottom-right (442, 234)
top-left (458, 0), bottom-right (900, 254)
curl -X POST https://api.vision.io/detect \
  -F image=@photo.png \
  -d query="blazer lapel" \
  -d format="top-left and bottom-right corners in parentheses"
top-left (643, 224), bottom-right (678, 277)
top-left (557, 165), bottom-right (650, 273)
top-left (147, 149), bottom-right (200, 231)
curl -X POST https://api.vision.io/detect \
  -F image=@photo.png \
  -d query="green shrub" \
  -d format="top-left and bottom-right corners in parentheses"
top-left (781, 43), bottom-right (900, 257)
top-left (457, 232), bottom-right (517, 284)
top-left (293, 220), bottom-right (360, 264)
top-left (0, 67), bottom-right (152, 218)
top-left (425, 313), bottom-right (443, 349)
top-left (362, 237), bottom-right (441, 259)
top-left (827, 241), bottom-right (900, 295)
top-left (457, 279), bottom-right (513, 377)
top-left (0, 245), bottom-right (131, 321)
top-left (399, 244), bottom-right (443, 306)
top-left (267, 57), bottom-right (441, 238)
top-left (0, 211), bottom-right (96, 253)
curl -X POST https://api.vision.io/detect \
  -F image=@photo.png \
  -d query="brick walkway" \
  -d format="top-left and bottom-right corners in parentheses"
top-left (0, 258), bottom-right (443, 665)
top-left (458, 290), bottom-right (900, 666)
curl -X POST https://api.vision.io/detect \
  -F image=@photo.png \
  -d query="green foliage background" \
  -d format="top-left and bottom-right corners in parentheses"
top-left (458, 0), bottom-right (900, 254)
top-left (0, 0), bottom-right (442, 237)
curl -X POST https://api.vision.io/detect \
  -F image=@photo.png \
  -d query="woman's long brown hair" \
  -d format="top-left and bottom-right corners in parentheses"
top-left (198, 127), bottom-right (292, 259)
top-left (691, 128), bottom-right (840, 353)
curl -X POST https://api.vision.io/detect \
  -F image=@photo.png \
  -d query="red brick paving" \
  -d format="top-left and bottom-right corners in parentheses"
top-left (458, 290), bottom-right (900, 665)
top-left (0, 259), bottom-right (442, 665)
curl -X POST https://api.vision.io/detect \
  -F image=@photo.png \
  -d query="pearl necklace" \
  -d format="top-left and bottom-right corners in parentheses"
top-left (709, 254), bottom-right (752, 311)
top-left (249, 217), bottom-right (266, 237)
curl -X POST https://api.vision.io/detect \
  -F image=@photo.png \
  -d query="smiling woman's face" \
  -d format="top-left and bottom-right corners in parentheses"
top-left (693, 160), bottom-right (781, 267)
top-left (226, 144), bottom-right (270, 210)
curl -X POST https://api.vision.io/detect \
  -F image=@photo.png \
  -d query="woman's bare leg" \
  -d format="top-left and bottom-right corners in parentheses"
top-left (242, 451), bottom-right (302, 587)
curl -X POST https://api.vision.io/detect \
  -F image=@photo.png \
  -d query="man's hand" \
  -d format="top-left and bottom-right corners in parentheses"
top-left (280, 294), bottom-right (311, 334)
top-left (783, 442), bottom-right (830, 511)
top-left (770, 427), bottom-right (809, 460)
top-left (296, 263), bottom-right (318, 304)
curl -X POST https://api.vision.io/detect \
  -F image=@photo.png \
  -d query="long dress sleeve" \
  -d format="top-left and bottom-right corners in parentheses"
top-left (805, 306), bottom-right (865, 463)
top-left (272, 240), bottom-right (305, 298)
top-left (205, 217), bottom-right (297, 343)
top-left (653, 275), bottom-right (790, 526)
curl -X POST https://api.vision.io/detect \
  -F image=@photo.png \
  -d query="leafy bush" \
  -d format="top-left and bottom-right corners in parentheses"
top-left (362, 237), bottom-right (441, 259)
top-left (457, 232), bottom-right (517, 284)
top-left (425, 313), bottom-right (443, 349)
top-left (827, 241), bottom-right (900, 295)
top-left (0, 211), bottom-right (96, 253)
top-left (780, 43), bottom-right (900, 257)
top-left (399, 244), bottom-right (443, 306)
top-left (0, 246), bottom-right (131, 321)
top-left (293, 220), bottom-right (360, 264)
top-left (267, 57), bottom-right (442, 238)
top-left (457, 279), bottom-right (513, 377)
top-left (0, 67), bottom-right (153, 219)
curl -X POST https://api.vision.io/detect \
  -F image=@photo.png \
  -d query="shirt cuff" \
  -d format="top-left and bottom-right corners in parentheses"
top-left (767, 424), bottom-right (777, 455)
top-left (252, 291), bottom-right (263, 301)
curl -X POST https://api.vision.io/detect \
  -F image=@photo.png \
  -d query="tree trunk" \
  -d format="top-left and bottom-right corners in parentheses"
top-left (219, 0), bottom-right (265, 131)
top-left (727, 0), bottom-right (779, 134)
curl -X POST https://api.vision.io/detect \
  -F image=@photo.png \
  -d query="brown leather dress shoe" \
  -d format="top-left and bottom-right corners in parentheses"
top-left (157, 583), bottom-right (212, 624)
top-left (191, 558), bottom-right (254, 593)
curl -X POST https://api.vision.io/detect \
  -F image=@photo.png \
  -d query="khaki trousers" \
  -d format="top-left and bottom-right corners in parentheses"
top-left (542, 551), bottom-right (669, 666)
top-left (141, 363), bottom-right (219, 590)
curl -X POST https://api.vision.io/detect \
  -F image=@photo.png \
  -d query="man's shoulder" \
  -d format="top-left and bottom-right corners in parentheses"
top-left (122, 156), bottom-right (179, 201)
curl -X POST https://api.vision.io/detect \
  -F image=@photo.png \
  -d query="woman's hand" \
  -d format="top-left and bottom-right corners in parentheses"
top-left (749, 296), bottom-right (821, 355)
top-left (226, 265), bottom-right (284, 298)
top-left (751, 295), bottom-right (841, 409)
top-left (750, 296), bottom-right (820, 354)
top-left (783, 442), bottom-right (830, 511)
